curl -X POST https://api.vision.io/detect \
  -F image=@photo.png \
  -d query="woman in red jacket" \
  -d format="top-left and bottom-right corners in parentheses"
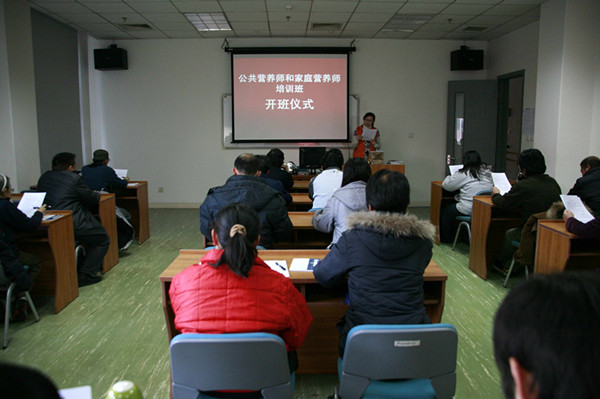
top-left (169, 203), bottom-right (312, 372)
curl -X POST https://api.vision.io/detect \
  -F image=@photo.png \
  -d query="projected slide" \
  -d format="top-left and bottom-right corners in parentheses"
top-left (232, 53), bottom-right (348, 142)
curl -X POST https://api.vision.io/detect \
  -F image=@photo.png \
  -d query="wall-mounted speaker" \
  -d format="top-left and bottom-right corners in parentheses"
top-left (94, 44), bottom-right (128, 71)
top-left (451, 46), bottom-right (483, 71)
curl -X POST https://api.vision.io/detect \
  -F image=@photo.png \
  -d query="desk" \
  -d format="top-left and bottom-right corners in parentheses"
top-left (99, 194), bottom-right (119, 273)
top-left (15, 211), bottom-right (78, 313)
top-left (160, 249), bottom-right (447, 374)
top-left (288, 193), bottom-right (312, 211)
top-left (534, 220), bottom-right (600, 274)
top-left (274, 212), bottom-right (332, 249)
top-left (116, 181), bottom-right (150, 244)
top-left (370, 163), bottom-right (405, 175)
top-left (469, 196), bottom-right (521, 280)
top-left (290, 180), bottom-right (310, 192)
top-left (429, 181), bottom-right (458, 245)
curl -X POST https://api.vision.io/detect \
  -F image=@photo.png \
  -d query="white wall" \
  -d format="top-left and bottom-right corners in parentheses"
top-left (88, 38), bottom-right (486, 206)
top-left (0, 0), bottom-right (17, 182)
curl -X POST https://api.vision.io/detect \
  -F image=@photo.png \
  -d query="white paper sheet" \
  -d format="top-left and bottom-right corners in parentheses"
top-left (492, 173), bottom-right (512, 195)
top-left (127, 183), bottom-right (139, 187)
top-left (448, 164), bottom-right (463, 175)
top-left (16, 192), bottom-right (46, 218)
top-left (289, 258), bottom-right (320, 271)
top-left (361, 127), bottom-right (377, 141)
top-left (113, 169), bottom-right (128, 179)
top-left (264, 260), bottom-right (290, 278)
top-left (59, 386), bottom-right (92, 399)
top-left (42, 214), bottom-right (62, 221)
top-left (560, 195), bottom-right (595, 223)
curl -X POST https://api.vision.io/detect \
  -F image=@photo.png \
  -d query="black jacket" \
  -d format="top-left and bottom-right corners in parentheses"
top-left (0, 234), bottom-right (32, 291)
top-left (314, 211), bottom-right (436, 355)
top-left (267, 167), bottom-right (294, 191)
top-left (81, 164), bottom-right (128, 192)
top-left (37, 170), bottom-right (106, 236)
top-left (199, 175), bottom-right (292, 248)
top-left (0, 197), bottom-right (43, 253)
top-left (568, 166), bottom-right (600, 216)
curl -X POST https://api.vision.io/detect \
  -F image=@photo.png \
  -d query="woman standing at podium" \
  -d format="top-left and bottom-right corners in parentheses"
top-left (352, 112), bottom-right (381, 159)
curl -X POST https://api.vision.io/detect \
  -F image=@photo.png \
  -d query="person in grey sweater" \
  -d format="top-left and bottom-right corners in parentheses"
top-left (312, 158), bottom-right (371, 246)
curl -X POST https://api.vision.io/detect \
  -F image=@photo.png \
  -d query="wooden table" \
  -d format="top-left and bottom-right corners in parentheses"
top-left (15, 211), bottom-right (79, 313)
top-left (290, 180), bottom-right (310, 192)
top-left (288, 193), bottom-right (312, 211)
top-left (370, 163), bottom-right (405, 175)
top-left (468, 196), bottom-right (521, 280)
top-left (534, 220), bottom-right (600, 274)
top-left (429, 181), bottom-right (458, 245)
top-left (274, 212), bottom-right (332, 249)
top-left (99, 194), bottom-right (119, 273)
top-left (160, 249), bottom-right (447, 374)
top-left (116, 181), bottom-right (150, 244)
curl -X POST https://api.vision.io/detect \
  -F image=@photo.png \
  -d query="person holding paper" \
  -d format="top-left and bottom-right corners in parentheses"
top-left (440, 150), bottom-right (493, 243)
top-left (312, 158), bottom-right (371, 246)
top-left (491, 149), bottom-right (561, 268)
top-left (352, 112), bottom-right (381, 160)
top-left (81, 149), bottom-right (129, 192)
top-left (563, 210), bottom-right (600, 238)
top-left (313, 170), bottom-right (436, 356)
top-left (170, 203), bottom-right (312, 374)
top-left (567, 156), bottom-right (600, 216)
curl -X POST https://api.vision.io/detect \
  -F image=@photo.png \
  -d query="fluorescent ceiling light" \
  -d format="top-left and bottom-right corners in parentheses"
top-left (185, 13), bottom-right (231, 31)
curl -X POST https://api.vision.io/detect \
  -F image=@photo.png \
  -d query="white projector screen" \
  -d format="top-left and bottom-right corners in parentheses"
top-left (231, 50), bottom-right (349, 143)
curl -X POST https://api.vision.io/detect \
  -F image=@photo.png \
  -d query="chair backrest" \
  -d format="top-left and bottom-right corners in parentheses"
top-left (170, 332), bottom-right (293, 399)
top-left (475, 190), bottom-right (492, 196)
top-left (340, 324), bottom-right (458, 399)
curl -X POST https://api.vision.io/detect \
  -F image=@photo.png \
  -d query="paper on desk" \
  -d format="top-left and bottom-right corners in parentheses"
top-left (492, 173), bottom-right (512, 195)
top-left (264, 260), bottom-right (290, 277)
top-left (290, 258), bottom-right (320, 271)
top-left (560, 195), bottom-right (595, 223)
top-left (448, 164), bottom-right (463, 175)
top-left (127, 183), bottom-right (139, 187)
top-left (17, 192), bottom-right (46, 218)
top-left (361, 127), bottom-right (377, 141)
top-left (114, 169), bottom-right (128, 179)
top-left (42, 214), bottom-right (61, 221)
top-left (59, 385), bottom-right (92, 399)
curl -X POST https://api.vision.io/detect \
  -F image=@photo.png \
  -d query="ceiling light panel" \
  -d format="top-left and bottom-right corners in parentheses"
top-left (185, 13), bottom-right (232, 31)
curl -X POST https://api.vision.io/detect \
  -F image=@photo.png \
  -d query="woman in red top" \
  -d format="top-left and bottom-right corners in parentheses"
top-left (169, 203), bottom-right (312, 372)
top-left (352, 112), bottom-right (381, 159)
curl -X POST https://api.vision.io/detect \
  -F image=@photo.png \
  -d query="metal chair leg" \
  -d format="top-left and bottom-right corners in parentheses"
top-left (3, 283), bottom-right (15, 349)
top-left (452, 222), bottom-right (471, 251)
top-left (503, 259), bottom-right (516, 288)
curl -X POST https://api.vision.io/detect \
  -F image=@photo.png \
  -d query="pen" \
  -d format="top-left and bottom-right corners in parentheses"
top-left (274, 262), bottom-right (286, 271)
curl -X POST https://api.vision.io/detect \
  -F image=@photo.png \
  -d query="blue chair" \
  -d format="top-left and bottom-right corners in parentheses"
top-left (503, 240), bottom-right (529, 287)
top-left (170, 332), bottom-right (294, 399)
top-left (335, 324), bottom-right (458, 399)
top-left (451, 190), bottom-right (492, 251)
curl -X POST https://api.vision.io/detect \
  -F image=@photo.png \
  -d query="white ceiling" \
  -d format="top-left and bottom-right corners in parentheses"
top-left (28, 0), bottom-right (546, 41)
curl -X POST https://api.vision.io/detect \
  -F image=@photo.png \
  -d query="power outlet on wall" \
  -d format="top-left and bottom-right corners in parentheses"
top-left (158, 187), bottom-right (164, 193)
top-left (408, 132), bottom-right (415, 139)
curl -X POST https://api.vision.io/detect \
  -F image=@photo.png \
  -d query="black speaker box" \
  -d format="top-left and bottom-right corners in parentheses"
top-left (94, 46), bottom-right (128, 70)
top-left (451, 48), bottom-right (483, 71)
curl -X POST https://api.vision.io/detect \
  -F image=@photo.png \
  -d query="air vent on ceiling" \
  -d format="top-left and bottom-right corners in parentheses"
top-left (310, 23), bottom-right (342, 31)
top-left (463, 26), bottom-right (488, 32)
top-left (382, 14), bottom-right (433, 32)
top-left (118, 23), bottom-right (153, 32)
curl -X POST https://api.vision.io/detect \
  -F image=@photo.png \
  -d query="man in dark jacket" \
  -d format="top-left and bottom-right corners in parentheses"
top-left (266, 148), bottom-right (294, 191)
top-left (81, 149), bottom-right (129, 192)
top-left (568, 156), bottom-right (600, 216)
top-left (37, 152), bottom-right (109, 286)
top-left (200, 154), bottom-right (292, 249)
top-left (314, 170), bottom-right (436, 356)
top-left (492, 149), bottom-right (561, 266)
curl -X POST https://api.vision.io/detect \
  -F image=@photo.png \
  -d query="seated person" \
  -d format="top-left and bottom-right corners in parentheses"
top-left (256, 155), bottom-right (292, 204)
top-left (171, 203), bottom-right (312, 374)
top-left (266, 148), bottom-right (294, 191)
top-left (567, 155), bottom-right (600, 216)
top-left (562, 209), bottom-right (600, 238)
top-left (309, 148), bottom-right (344, 210)
top-left (200, 154), bottom-right (292, 249)
top-left (0, 174), bottom-right (46, 285)
top-left (81, 149), bottom-right (129, 192)
top-left (492, 149), bottom-right (561, 267)
top-left (440, 150), bottom-right (493, 243)
top-left (493, 272), bottom-right (600, 399)
top-left (313, 169), bottom-right (436, 356)
top-left (312, 158), bottom-right (371, 246)
top-left (0, 362), bottom-right (61, 399)
top-left (37, 152), bottom-right (110, 287)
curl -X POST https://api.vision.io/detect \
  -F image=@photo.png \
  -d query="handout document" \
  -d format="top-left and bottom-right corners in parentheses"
top-left (264, 260), bottom-right (290, 278)
top-left (361, 127), bottom-right (377, 142)
top-left (290, 258), bottom-right (320, 271)
top-left (114, 169), bottom-right (128, 179)
top-left (492, 173), bottom-right (512, 195)
top-left (448, 164), bottom-right (463, 175)
top-left (17, 192), bottom-right (46, 218)
top-left (58, 385), bottom-right (92, 399)
top-left (560, 195), bottom-right (595, 224)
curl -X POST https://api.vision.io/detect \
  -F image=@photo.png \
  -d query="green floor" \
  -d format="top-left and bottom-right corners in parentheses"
top-left (0, 207), bottom-right (516, 398)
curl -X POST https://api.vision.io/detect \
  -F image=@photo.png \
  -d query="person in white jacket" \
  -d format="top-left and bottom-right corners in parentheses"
top-left (312, 158), bottom-right (371, 246)
top-left (440, 150), bottom-right (493, 243)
